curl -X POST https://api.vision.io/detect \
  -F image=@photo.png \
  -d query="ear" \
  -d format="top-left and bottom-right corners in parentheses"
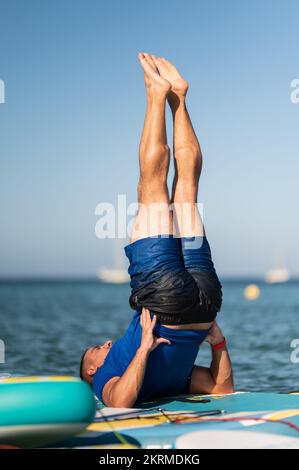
top-left (87, 365), bottom-right (97, 377)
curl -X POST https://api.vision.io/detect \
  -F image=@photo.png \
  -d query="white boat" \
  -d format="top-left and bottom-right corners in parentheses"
top-left (265, 268), bottom-right (290, 284)
top-left (97, 239), bottom-right (130, 284)
top-left (97, 268), bottom-right (129, 284)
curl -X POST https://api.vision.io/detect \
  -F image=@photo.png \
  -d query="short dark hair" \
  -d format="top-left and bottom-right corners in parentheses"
top-left (79, 348), bottom-right (89, 380)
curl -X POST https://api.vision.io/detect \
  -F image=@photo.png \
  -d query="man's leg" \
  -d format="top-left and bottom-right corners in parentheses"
top-left (126, 53), bottom-right (199, 327)
top-left (151, 56), bottom-right (222, 330)
top-left (151, 56), bottom-right (204, 237)
top-left (130, 53), bottom-right (173, 243)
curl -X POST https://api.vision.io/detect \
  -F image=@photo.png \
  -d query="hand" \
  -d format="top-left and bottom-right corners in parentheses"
top-left (139, 308), bottom-right (171, 353)
top-left (205, 321), bottom-right (225, 346)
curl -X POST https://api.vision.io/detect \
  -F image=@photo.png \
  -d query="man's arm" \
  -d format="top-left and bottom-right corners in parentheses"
top-left (190, 322), bottom-right (234, 395)
top-left (102, 308), bottom-right (171, 407)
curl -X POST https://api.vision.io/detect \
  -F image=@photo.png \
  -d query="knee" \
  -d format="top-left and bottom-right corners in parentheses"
top-left (176, 143), bottom-right (200, 159)
top-left (140, 143), bottom-right (170, 180)
top-left (140, 142), bottom-right (170, 161)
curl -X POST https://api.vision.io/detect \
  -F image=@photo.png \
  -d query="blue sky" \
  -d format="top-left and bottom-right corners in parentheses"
top-left (0, 0), bottom-right (298, 277)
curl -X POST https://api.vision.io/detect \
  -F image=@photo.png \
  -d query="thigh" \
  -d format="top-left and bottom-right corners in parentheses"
top-left (130, 202), bottom-right (173, 243)
top-left (181, 236), bottom-right (215, 272)
top-left (125, 235), bottom-right (184, 293)
top-left (125, 236), bottom-right (202, 326)
top-left (181, 236), bottom-right (223, 321)
top-left (171, 196), bottom-right (204, 239)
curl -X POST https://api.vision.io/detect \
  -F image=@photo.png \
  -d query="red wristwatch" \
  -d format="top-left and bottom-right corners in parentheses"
top-left (212, 337), bottom-right (226, 351)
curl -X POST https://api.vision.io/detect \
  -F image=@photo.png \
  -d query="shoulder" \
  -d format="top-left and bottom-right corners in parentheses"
top-left (92, 345), bottom-right (122, 401)
top-left (92, 364), bottom-right (115, 401)
top-left (102, 376), bottom-right (120, 406)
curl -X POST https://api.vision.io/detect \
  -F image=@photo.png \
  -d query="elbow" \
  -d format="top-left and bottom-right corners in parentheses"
top-left (102, 379), bottom-right (136, 408)
top-left (105, 396), bottom-right (136, 408)
top-left (213, 382), bottom-right (234, 395)
top-left (110, 399), bottom-right (135, 408)
top-left (223, 384), bottom-right (234, 394)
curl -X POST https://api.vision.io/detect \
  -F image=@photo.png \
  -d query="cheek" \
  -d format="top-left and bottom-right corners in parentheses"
top-left (97, 350), bottom-right (107, 366)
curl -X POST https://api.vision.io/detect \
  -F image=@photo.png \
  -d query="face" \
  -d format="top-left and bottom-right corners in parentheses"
top-left (84, 340), bottom-right (113, 381)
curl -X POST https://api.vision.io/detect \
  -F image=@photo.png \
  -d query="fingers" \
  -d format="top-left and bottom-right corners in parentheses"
top-left (140, 308), bottom-right (145, 327)
top-left (205, 334), bottom-right (212, 343)
top-left (144, 308), bottom-right (151, 327)
top-left (140, 308), bottom-right (149, 328)
top-left (150, 314), bottom-right (157, 329)
top-left (140, 309), bottom-right (159, 332)
top-left (141, 308), bottom-right (151, 328)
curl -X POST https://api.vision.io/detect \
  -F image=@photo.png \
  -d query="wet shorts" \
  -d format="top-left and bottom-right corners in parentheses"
top-left (124, 235), bottom-right (222, 325)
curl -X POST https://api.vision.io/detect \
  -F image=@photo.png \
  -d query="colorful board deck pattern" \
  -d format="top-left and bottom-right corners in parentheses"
top-left (52, 391), bottom-right (299, 449)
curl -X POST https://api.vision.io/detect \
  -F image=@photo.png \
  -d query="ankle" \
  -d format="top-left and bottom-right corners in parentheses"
top-left (146, 91), bottom-right (167, 107)
top-left (167, 92), bottom-right (186, 112)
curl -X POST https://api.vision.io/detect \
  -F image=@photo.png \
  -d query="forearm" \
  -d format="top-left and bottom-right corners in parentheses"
top-left (210, 346), bottom-right (234, 393)
top-left (108, 347), bottom-right (149, 407)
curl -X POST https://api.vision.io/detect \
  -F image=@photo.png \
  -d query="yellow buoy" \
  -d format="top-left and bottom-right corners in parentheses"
top-left (244, 284), bottom-right (260, 300)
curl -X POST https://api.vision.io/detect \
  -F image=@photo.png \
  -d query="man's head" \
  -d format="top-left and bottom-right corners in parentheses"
top-left (80, 340), bottom-right (113, 384)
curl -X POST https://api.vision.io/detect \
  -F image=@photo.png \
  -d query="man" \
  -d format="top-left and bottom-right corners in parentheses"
top-left (80, 53), bottom-right (234, 407)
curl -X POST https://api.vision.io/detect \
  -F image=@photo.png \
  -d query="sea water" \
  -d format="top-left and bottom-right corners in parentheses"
top-left (0, 279), bottom-right (298, 392)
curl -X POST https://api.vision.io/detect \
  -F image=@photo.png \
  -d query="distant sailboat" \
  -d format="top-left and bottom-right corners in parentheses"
top-left (97, 267), bottom-right (129, 284)
top-left (97, 239), bottom-right (130, 284)
top-left (265, 268), bottom-right (290, 284)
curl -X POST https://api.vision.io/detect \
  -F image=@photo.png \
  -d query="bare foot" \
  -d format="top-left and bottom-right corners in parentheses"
top-left (138, 52), bottom-right (171, 97)
top-left (151, 55), bottom-right (189, 98)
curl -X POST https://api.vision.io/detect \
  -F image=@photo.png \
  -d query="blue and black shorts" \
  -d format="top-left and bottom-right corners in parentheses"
top-left (124, 235), bottom-right (222, 325)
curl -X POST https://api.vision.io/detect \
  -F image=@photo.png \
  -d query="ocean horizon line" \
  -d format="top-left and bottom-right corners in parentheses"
top-left (0, 276), bottom-right (299, 284)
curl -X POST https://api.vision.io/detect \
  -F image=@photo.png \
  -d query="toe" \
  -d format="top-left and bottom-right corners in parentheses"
top-left (153, 56), bottom-right (164, 72)
top-left (162, 58), bottom-right (171, 68)
top-left (158, 57), bottom-right (168, 68)
top-left (163, 57), bottom-right (174, 68)
top-left (139, 54), bottom-right (158, 79)
top-left (145, 53), bottom-right (159, 72)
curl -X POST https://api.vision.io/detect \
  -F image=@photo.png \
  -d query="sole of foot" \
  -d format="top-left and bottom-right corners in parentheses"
top-left (138, 52), bottom-right (171, 97)
top-left (151, 55), bottom-right (189, 98)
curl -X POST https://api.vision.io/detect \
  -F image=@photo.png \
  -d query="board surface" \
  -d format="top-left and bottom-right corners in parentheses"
top-left (52, 392), bottom-right (299, 449)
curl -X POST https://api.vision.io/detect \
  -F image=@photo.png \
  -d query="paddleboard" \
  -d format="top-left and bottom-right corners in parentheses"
top-left (51, 391), bottom-right (299, 449)
top-left (0, 376), bottom-right (96, 448)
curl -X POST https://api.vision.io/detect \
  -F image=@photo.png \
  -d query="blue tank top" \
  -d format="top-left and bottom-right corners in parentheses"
top-left (93, 311), bottom-right (208, 404)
